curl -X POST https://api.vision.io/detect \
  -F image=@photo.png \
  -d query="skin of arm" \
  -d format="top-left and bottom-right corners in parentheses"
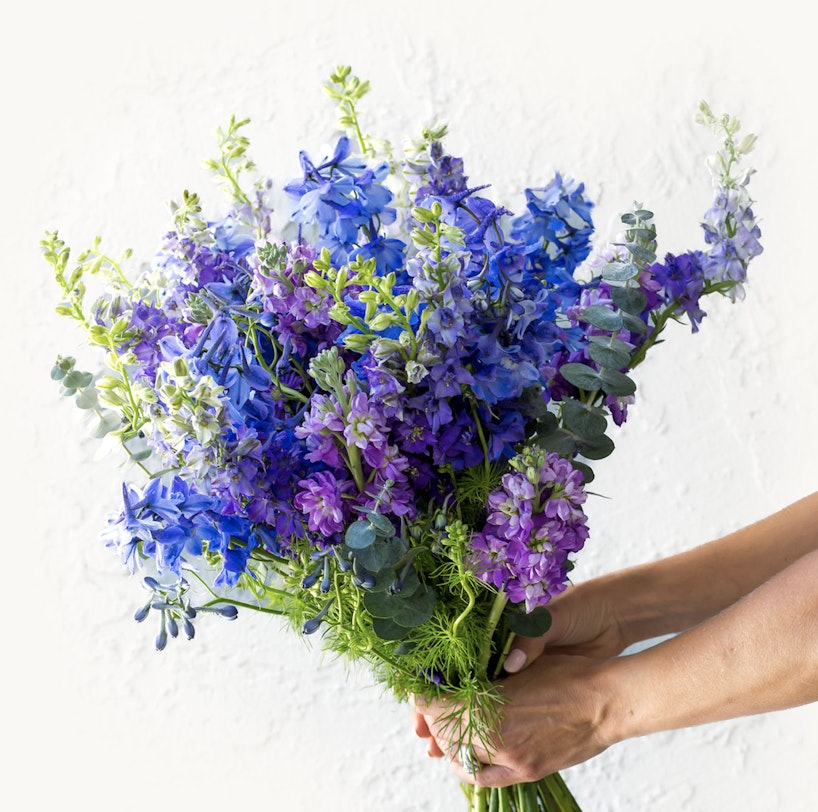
top-left (512, 490), bottom-right (818, 668)
top-left (414, 491), bottom-right (818, 786)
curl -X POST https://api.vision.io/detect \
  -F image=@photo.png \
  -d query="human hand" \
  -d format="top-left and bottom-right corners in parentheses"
top-left (412, 579), bottom-right (626, 759)
top-left (414, 653), bottom-right (615, 787)
top-left (503, 579), bottom-right (627, 674)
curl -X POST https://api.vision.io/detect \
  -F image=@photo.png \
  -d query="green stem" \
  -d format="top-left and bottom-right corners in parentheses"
top-left (185, 569), bottom-right (291, 614)
top-left (493, 631), bottom-right (517, 679)
top-left (203, 597), bottom-right (285, 615)
top-left (451, 579), bottom-right (476, 636)
top-left (469, 401), bottom-right (492, 482)
top-left (346, 444), bottom-right (366, 492)
top-left (539, 774), bottom-right (583, 811)
top-left (478, 591), bottom-right (508, 677)
top-left (476, 786), bottom-right (489, 812)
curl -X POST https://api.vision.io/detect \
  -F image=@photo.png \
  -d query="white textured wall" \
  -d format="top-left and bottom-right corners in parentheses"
top-left (5, 1), bottom-right (818, 809)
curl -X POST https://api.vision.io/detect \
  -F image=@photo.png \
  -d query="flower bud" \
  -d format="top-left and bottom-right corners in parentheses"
top-left (301, 561), bottom-right (323, 589)
top-left (320, 558), bottom-right (332, 593)
top-left (217, 605), bottom-right (238, 619)
top-left (302, 597), bottom-right (335, 635)
top-left (155, 621), bottom-right (168, 652)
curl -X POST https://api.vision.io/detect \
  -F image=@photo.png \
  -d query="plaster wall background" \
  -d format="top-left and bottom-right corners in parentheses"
top-left (3, 2), bottom-right (817, 809)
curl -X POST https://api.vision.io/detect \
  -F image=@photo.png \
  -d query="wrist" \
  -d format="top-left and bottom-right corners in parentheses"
top-left (593, 653), bottom-right (643, 747)
top-left (586, 563), bottom-right (692, 649)
top-left (573, 569), bottom-right (643, 652)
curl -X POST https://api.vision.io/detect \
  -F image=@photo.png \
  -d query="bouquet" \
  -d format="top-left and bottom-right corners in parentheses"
top-left (44, 67), bottom-right (762, 811)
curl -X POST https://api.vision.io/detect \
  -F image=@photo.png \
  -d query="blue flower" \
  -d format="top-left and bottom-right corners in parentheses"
top-left (511, 174), bottom-right (595, 278)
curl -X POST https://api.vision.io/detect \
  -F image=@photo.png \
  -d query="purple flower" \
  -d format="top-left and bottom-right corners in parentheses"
top-left (649, 252), bottom-right (707, 332)
top-left (469, 450), bottom-right (589, 611)
top-left (294, 471), bottom-right (354, 537)
top-left (344, 393), bottom-right (388, 450)
top-left (428, 354), bottom-right (474, 399)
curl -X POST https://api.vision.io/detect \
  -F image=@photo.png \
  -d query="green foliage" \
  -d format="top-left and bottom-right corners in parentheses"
top-left (345, 520), bottom-right (378, 549)
top-left (609, 285), bottom-right (647, 315)
top-left (203, 115), bottom-right (255, 206)
top-left (168, 189), bottom-right (211, 244)
top-left (558, 362), bottom-right (601, 391)
top-left (324, 65), bottom-right (374, 155)
top-left (581, 305), bottom-right (623, 333)
top-left (561, 398), bottom-right (607, 438)
top-left (504, 604), bottom-right (552, 637)
top-left (600, 261), bottom-right (639, 282)
top-left (695, 99), bottom-right (758, 190)
top-left (587, 342), bottom-right (630, 370)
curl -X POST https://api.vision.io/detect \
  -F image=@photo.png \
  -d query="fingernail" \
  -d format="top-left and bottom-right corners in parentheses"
top-left (504, 649), bottom-right (527, 673)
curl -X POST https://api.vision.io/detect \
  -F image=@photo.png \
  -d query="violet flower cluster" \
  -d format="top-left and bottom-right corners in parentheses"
top-left (471, 448), bottom-right (589, 612)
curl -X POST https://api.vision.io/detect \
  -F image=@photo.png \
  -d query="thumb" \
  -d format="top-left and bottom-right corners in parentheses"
top-left (502, 633), bottom-right (546, 673)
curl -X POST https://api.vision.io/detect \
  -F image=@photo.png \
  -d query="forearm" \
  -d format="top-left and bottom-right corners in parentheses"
top-left (601, 546), bottom-right (818, 744)
top-left (596, 491), bottom-right (818, 646)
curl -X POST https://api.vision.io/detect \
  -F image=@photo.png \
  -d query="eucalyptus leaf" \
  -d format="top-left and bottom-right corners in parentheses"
top-left (74, 388), bottom-right (99, 409)
top-left (92, 413), bottom-right (122, 438)
top-left (531, 412), bottom-right (572, 451)
top-left (364, 568), bottom-right (400, 593)
top-left (387, 566), bottom-right (421, 597)
top-left (576, 433), bottom-right (615, 460)
top-left (129, 448), bottom-right (153, 463)
top-left (581, 305), bottom-right (623, 333)
top-left (610, 286), bottom-right (648, 315)
top-left (371, 616), bottom-right (408, 641)
top-left (392, 585), bottom-right (436, 628)
top-left (587, 343), bottom-right (630, 370)
top-left (63, 370), bottom-right (93, 389)
top-left (519, 386), bottom-right (553, 421)
top-left (536, 428), bottom-right (577, 457)
top-left (588, 335), bottom-right (632, 355)
top-left (625, 243), bottom-right (656, 265)
top-left (624, 227), bottom-right (656, 241)
top-left (530, 410), bottom-right (559, 439)
top-left (354, 535), bottom-right (407, 572)
top-left (363, 589), bottom-right (402, 619)
top-left (620, 312), bottom-right (648, 335)
top-left (504, 605), bottom-right (552, 637)
top-left (600, 262), bottom-right (639, 282)
top-left (366, 512), bottom-right (395, 537)
top-left (600, 369), bottom-right (637, 397)
top-left (571, 459), bottom-right (595, 484)
top-left (559, 363), bottom-right (601, 391)
top-left (561, 398), bottom-right (607, 438)
top-left (345, 520), bottom-right (376, 550)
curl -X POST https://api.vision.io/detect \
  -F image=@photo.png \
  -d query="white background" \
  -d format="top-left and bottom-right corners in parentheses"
top-left (4, 1), bottom-right (818, 809)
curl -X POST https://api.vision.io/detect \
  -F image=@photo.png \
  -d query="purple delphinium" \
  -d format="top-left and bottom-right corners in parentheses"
top-left (648, 251), bottom-right (708, 332)
top-left (701, 181), bottom-right (763, 298)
